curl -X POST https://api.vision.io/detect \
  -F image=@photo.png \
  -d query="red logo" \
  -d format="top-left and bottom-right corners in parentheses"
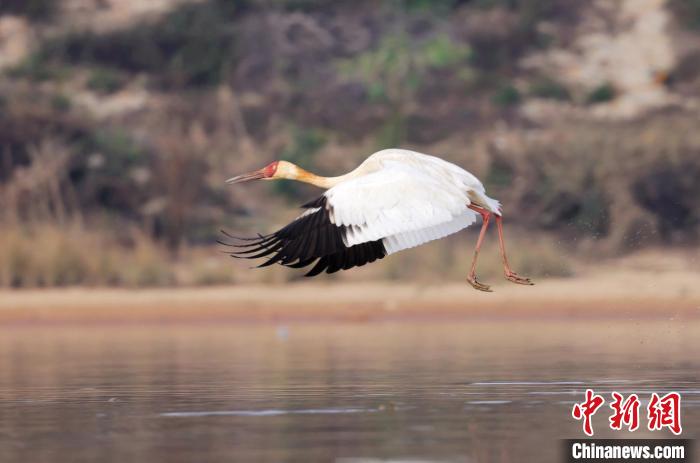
top-left (572, 390), bottom-right (682, 436)
top-left (609, 392), bottom-right (640, 432)
top-left (647, 392), bottom-right (682, 435)
top-left (572, 389), bottom-right (605, 436)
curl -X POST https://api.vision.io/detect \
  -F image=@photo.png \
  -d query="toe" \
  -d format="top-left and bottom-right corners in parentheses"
top-left (506, 273), bottom-right (534, 285)
top-left (467, 277), bottom-right (493, 292)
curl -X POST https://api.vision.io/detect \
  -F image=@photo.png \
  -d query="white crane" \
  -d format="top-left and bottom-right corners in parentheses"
top-left (222, 148), bottom-right (532, 292)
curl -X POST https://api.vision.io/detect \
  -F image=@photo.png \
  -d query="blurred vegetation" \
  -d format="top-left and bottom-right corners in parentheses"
top-left (41, 0), bottom-right (242, 88)
top-left (0, 0), bottom-right (56, 21)
top-left (87, 68), bottom-right (125, 94)
top-left (528, 77), bottom-right (570, 101)
top-left (7, 53), bottom-right (63, 81)
top-left (669, 0), bottom-right (700, 30)
top-left (586, 83), bottom-right (616, 105)
top-left (486, 115), bottom-right (700, 248)
top-left (0, 0), bottom-right (698, 287)
top-left (492, 84), bottom-right (521, 107)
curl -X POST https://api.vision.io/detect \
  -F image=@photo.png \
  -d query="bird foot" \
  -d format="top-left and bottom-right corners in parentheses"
top-left (505, 271), bottom-right (534, 285)
top-left (467, 275), bottom-right (492, 292)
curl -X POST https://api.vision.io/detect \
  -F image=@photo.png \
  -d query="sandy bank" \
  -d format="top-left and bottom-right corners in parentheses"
top-left (0, 268), bottom-right (698, 324)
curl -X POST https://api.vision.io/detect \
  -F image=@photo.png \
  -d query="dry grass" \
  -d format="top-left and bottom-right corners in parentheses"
top-left (0, 223), bottom-right (177, 287)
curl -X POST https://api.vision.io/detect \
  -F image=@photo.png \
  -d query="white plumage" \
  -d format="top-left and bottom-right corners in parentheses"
top-left (322, 149), bottom-right (499, 254)
top-left (383, 213), bottom-right (477, 255)
top-left (224, 148), bottom-right (531, 291)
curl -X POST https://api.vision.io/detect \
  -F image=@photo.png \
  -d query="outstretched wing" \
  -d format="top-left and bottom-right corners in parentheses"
top-left (222, 162), bottom-right (478, 276)
top-left (220, 196), bottom-right (387, 276)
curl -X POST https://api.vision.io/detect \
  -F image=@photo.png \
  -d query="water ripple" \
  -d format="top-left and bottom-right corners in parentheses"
top-left (160, 407), bottom-right (377, 417)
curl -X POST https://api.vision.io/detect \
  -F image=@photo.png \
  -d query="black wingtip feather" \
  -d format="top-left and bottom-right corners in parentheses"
top-left (222, 195), bottom-right (386, 276)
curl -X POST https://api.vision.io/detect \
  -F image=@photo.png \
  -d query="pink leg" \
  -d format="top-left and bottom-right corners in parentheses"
top-left (495, 215), bottom-right (533, 285)
top-left (466, 205), bottom-right (492, 292)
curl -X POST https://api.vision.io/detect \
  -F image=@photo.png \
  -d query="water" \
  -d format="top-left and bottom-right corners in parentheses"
top-left (0, 320), bottom-right (698, 462)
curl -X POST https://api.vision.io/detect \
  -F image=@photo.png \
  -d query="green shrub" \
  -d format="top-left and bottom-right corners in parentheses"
top-left (375, 112), bottom-right (406, 150)
top-left (529, 77), bottom-right (570, 100)
top-left (337, 34), bottom-right (418, 103)
top-left (587, 83), bottom-right (616, 104)
top-left (486, 158), bottom-right (514, 189)
top-left (467, 0), bottom-right (561, 71)
top-left (50, 94), bottom-right (72, 112)
top-left (422, 35), bottom-right (472, 69)
top-left (7, 53), bottom-right (57, 81)
top-left (84, 129), bottom-right (145, 171)
top-left (492, 84), bottom-right (521, 106)
top-left (338, 33), bottom-right (471, 104)
top-left (400, 0), bottom-right (460, 13)
top-left (87, 68), bottom-right (124, 94)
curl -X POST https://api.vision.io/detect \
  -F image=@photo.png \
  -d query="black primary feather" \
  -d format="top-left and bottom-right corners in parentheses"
top-left (221, 196), bottom-right (386, 276)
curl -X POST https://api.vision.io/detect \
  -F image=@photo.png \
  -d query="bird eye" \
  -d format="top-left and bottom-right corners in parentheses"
top-left (264, 161), bottom-right (279, 177)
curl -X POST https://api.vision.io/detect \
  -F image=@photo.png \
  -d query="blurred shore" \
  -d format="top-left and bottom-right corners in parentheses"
top-left (0, 268), bottom-right (698, 324)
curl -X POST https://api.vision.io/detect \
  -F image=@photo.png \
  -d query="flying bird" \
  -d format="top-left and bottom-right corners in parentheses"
top-left (221, 149), bottom-right (532, 292)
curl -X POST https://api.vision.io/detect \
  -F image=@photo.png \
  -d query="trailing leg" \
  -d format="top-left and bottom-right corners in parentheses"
top-left (466, 205), bottom-right (492, 292)
top-left (495, 215), bottom-right (533, 285)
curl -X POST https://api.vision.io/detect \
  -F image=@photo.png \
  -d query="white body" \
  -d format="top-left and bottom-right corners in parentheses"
top-left (318, 149), bottom-right (501, 255)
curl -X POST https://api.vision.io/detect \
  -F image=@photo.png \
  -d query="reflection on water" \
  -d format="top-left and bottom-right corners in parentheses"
top-left (0, 320), bottom-right (698, 462)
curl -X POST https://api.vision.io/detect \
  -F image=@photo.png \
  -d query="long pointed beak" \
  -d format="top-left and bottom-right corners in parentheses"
top-left (225, 169), bottom-right (266, 185)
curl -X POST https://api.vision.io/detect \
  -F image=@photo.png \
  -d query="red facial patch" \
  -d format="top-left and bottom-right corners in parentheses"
top-left (263, 161), bottom-right (279, 178)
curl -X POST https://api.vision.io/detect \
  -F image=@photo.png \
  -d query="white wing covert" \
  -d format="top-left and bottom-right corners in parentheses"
top-left (325, 161), bottom-right (478, 254)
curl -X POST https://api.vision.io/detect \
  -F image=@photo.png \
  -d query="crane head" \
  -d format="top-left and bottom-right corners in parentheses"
top-left (225, 161), bottom-right (281, 184)
top-left (225, 160), bottom-right (319, 187)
